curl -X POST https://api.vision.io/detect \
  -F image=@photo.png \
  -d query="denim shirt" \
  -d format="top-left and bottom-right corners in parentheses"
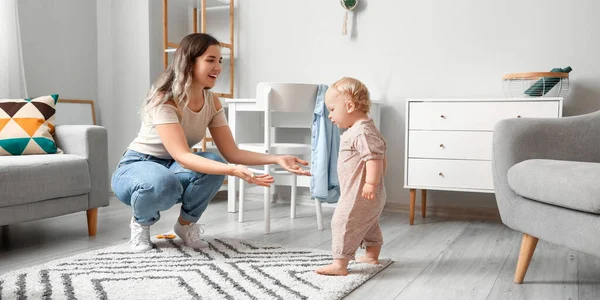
top-left (310, 84), bottom-right (341, 203)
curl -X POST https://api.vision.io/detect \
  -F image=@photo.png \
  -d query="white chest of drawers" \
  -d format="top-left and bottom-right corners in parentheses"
top-left (404, 98), bottom-right (563, 224)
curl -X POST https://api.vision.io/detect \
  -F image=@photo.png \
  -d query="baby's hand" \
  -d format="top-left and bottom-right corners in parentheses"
top-left (362, 183), bottom-right (377, 200)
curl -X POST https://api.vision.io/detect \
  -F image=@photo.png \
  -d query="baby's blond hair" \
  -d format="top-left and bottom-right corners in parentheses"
top-left (329, 77), bottom-right (370, 113)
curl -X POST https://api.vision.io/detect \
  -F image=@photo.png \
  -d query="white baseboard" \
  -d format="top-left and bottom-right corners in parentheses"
top-left (115, 188), bottom-right (500, 221)
top-left (237, 190), bottom-right (500, 220)
top-left (384, 202), bottom-right (501, 221)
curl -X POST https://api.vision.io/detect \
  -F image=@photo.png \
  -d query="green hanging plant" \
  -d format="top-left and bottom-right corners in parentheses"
top-left (340, 0), bottom-right (358, 35)
top-left (341, 0), bottom-right (357, 10)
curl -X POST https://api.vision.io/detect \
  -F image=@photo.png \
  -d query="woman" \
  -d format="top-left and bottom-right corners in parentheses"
top-left (111, 33), bottom-right (310, 252)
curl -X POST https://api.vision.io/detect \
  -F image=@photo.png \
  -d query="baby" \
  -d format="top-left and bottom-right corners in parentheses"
top-left (316, 77), bottom-right (387, 276)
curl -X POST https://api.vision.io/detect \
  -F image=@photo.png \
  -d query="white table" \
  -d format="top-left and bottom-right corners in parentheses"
top-left (225, 98), bottom-right (381, 213)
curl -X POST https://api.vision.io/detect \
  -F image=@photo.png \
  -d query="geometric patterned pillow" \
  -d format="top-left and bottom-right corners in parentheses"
top-left (0, 94), bottom-right (59, 155)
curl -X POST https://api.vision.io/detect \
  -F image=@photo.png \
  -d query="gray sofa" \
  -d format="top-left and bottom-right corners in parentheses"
top-left (492, 110), bottom-right (600, 284)
top-left (0, 125), bottom-right (108, 236)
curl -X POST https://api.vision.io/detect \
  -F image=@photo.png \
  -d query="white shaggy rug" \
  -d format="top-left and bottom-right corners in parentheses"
top-left (0, 237), bottom-right (392, 300)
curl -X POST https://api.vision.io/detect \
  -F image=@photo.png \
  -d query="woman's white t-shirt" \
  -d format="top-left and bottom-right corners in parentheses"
top-left (128, 89), bottom-right (228, 159)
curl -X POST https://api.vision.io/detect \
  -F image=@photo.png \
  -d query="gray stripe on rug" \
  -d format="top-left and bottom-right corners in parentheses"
top-left (193, 248), bottom-right (212, 260)
top-left (16, 273), bottom-right (26, 300)
top-left (54, 256), bottom-right (327, 268)
top-left (192, 267), bottom-right (233, 300)
top-left (239, 241), bottom-right (280, 250)
top-left (256, 261), bottom-right (331, 267)
top-left (288, 270), bottom-right (320, 291)
top-left (61, 274), bottom-right (76, 300)
top-left (239, 241), bottom-right (259, 250)
top-left (207, 264), bottom-right (254, 299)
top-left (228, 263), bottom-right (281, 300)
top-left (168, 239), bottom-right (191, 258)
top-left (215, 239), bottom-right (318, 257)
top-left (61, 252), bottom-right (329, 265)
top-left (40, 270), bottom-right (52, 299)
top-left (230, 254), bottom-right (330, 260)
top-left (250, 265), bottom-right (307, 300)
top-left (91, 279), bottom-right (107, 299)
top-left (47, 268), bottom-right (238, 300)
top-left (49, 257), bottom-right (332, 272)
top-left (177, 277), bottom-right (201, 299)
top-left (207, 241), bottom-right (230, 258)
top-left (67, 255), bottom-right (173, 263)
top-left (95, 246), bottom-right (163, 256)
top-left (92, 276), bottom-right (200, 300)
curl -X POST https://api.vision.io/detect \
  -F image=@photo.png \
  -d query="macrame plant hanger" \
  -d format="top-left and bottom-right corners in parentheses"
top-left (341, 0), bottom-right (358, 35)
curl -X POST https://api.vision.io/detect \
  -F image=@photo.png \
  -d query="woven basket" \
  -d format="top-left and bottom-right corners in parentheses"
top-left (502, 72), bottom-right (569, 98)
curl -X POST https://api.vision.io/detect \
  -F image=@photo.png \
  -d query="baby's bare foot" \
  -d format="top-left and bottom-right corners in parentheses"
top-left (315, 264), bottom-right (349, 276)
top-left (356, 256), bottom-right (379, 265)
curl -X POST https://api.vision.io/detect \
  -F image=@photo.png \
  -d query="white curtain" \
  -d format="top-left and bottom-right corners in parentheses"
top-left (0, 0), bottom-right (27, 98)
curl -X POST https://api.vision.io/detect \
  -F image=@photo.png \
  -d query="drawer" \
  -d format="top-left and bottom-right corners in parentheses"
top-left (409, 101), bottom-right (559, 130)
top-left (407, 158), bottom-right (493, 190)
top-left (408, 131), bottom-right (492, 160)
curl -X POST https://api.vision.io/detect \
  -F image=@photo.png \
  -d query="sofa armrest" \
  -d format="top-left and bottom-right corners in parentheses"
top-left (54, 125), bottom-right (109, 209)
top-left (492, 110), bottom-right (600, 214)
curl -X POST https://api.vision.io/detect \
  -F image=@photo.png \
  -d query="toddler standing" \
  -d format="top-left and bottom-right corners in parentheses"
top-left (316, 77), bottom-right (387, 276)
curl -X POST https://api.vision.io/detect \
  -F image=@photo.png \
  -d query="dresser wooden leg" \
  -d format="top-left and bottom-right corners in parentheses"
top-left (421, 189), bottom-right (427, 218)
top-left (409, 189), bottom-right (416, 225)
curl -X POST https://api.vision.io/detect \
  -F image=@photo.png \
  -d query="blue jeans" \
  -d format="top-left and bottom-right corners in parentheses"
top-left (111, 149), bottom-right (226, 226)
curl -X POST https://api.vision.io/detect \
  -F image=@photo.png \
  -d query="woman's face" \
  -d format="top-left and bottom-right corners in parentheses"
top-left (192, 44), bottom-right (222, 88)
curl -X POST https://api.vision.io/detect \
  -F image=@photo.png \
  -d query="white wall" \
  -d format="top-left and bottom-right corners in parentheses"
top-left (18, 0), bottom-right (98, 108)
top-left (97, 0), bottom-right (152, 174)
top-left (236, 0), bottom-right (600, 208)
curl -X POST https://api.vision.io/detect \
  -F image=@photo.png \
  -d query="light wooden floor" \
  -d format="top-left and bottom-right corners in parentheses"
top-left (1, 195), bottom-right (600, 300)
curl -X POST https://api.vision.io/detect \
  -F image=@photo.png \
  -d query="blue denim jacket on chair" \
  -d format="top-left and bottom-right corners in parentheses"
top-left (310, 84), bottom-right (340, 203)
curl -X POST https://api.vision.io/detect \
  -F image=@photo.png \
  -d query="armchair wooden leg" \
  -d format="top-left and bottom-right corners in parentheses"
top-left (514, 233), bottom-right (539, 284)
top-left (86, 208), bottom-right (98, 236)
top-left (421, 189), bottom-right (427, 218)
top-left (409, 189), bottom-right (416, 225)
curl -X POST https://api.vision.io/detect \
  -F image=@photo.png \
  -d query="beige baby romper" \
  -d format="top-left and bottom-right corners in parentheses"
top-left (331, 119), bottom-right (387, 260)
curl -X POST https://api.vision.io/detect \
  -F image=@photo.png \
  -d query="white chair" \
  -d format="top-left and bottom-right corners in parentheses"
top-left (237, 82), bottom-right (324, 234)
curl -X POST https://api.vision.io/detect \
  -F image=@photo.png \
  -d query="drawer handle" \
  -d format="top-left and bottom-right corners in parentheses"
top-left (517, 115), bottom-right (521, 118)
top-left (440, 115), bottom-right (446, 119)
top-left (439, 144), bottom-right (445, 148)
top-left (438, 172), bottom-right (444, 177)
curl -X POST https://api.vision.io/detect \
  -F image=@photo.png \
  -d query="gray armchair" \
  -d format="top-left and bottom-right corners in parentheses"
top-left (0, 125), bottom-right (108, 236)
top-left (492, 110), bottom-right (600, 284)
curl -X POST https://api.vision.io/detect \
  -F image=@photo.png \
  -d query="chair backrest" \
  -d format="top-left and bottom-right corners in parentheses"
top-left (255, 82), bottom-right (319, 152)
top-left (256, 82), bottom-right (319, 131)
top-left (256, 82), bottom-right (318, 113)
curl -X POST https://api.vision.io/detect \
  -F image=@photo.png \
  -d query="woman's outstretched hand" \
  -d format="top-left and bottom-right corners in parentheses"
top-left (275, 155), bottom-right (311, 176)
top-left (231, 165), bottom-right (274, 187)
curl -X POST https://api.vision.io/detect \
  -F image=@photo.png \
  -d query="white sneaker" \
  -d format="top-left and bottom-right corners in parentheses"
top-left (129, 217), bottom-right (153, 252)
top-left (174, 222), bottom-right (209, 249)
